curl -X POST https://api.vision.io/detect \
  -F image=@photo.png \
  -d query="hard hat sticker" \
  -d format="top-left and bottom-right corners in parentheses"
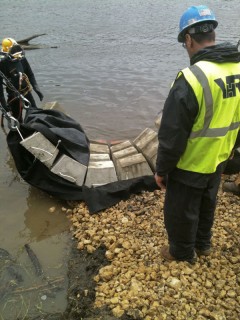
top-left (199, 9), bottom-right (211, 16)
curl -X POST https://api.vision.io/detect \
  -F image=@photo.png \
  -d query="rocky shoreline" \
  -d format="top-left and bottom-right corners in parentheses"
top-left (62, 175), bottom-right (239, 320)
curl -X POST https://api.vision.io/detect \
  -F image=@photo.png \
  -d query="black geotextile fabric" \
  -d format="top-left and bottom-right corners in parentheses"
top-left (6, 109), bottom-right (158, 213)
top-left (82, 175), bottom-right (157, 213)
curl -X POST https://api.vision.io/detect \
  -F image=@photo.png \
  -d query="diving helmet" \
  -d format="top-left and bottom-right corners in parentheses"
top-left (1, 38), bottom-right (17, 53)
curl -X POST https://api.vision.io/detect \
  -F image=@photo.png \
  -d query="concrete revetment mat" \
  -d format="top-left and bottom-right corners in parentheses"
top-left (20, 132), bottom-right (59, 168)
top-left (133, 128), bottom-right (158, 171)
top-left (84, 160), bottom-right (118, 187)
top-left (90, 143), bottom-right (110, 154)
top-left (116, 153), bottom-right (153, 180)
top-left (50, 155), bottom-right (87, 186)
top-left (89, 153), bottom-right (110, 161)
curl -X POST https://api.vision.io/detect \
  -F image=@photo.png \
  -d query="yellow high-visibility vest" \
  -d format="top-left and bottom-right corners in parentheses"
top-left (176, 60), bottom-right (240, 173)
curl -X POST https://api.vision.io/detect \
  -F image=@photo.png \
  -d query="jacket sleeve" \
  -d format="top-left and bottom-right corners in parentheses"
top-left (156, 74), bottom-right (199, 176)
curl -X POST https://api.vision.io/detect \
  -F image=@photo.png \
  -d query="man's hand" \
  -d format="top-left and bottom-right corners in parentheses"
top-left (33, 85), bottom-right (44, 101)
top-left (154, 173), bottom-right (166, 189)
top-left (35, 89), bottom-right (44, 101)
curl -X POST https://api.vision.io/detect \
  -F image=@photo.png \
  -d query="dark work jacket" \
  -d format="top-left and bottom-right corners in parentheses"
top-left (156, 42), bottom-right (240, 188)
top-left (0, 55), bottom-right (38, 99)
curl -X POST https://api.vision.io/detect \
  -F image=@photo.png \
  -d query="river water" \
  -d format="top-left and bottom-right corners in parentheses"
top-left (0, 0), bottom-right (239, 318)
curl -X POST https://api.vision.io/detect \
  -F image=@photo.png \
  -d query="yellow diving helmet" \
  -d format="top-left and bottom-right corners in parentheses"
top-left (1, 38), bottom-right (17, 53)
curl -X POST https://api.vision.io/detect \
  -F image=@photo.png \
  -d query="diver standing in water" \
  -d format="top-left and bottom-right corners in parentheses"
top-left (0, 37), bottom-right (44, 122)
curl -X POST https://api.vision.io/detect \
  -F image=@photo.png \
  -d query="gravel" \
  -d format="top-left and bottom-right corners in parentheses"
top-left (66, 176), bottom-right (240, 320)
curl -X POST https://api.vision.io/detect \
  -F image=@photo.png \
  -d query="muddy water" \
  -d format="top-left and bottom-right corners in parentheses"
top-left (0, 0), bottom-right (239, 318)
top-left (0, 132), bottom-right (70, 317)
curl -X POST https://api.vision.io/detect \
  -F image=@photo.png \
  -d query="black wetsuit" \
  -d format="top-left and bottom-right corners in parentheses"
top-left (0, 54), bottom-right (40, 121)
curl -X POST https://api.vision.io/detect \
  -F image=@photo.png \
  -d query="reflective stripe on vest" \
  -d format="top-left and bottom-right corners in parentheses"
top-left (176, 61), bottom-right (240, 174)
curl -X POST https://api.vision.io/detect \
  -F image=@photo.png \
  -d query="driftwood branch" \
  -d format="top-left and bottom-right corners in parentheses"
top-left (12, 277), bottom-right (65, 294)
top-left (24, 243), bottom-right (43, 277)
top-left (17, 34), bottom-right (47, 45)
top-left (17, 34), bottom-right (57, 50)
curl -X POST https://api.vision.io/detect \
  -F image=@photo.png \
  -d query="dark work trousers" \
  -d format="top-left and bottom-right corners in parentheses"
top-left (164, 171), bottom-right (222, 261)
top-left (8, 92), bottom-right (38, 122)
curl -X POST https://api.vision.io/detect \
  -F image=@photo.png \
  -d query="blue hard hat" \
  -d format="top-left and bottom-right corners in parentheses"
top-left (178, 5), bottom-right (218, 42)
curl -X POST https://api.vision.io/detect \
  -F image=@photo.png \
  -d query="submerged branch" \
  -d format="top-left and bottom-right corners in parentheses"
top-left (24, 244), bottom-right (43, 277)
top-left (12, 277), bottom-right (65, 294)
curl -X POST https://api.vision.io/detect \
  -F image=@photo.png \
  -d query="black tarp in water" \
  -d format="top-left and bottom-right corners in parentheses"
top-left (7, 109), bottom-right (90, 201)
top-left (7, 109), bottom-right (157, 213)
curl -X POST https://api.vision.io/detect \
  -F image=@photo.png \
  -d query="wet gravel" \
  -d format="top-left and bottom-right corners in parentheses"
top-left (64, 175), bottom-right (239, 320)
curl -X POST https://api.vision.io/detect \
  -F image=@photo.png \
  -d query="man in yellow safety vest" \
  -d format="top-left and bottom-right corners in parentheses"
top-left (155, 5), bottom-right (240, 263)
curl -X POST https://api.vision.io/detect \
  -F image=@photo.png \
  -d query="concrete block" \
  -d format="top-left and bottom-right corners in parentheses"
top-left (90, 153), bottom-right (110, 161)
top-left (112, 146), bottom-right (138, 163)
top-left (20, 132), bottom-right (59, 168)
top-left (90, 143), bottom-right (110, 154)
top-left (133, 128), bottom-right (159, 171)
top-left (117, 153), bottom-right (153, 180)
top-left (85, 160), bottom-right (118, 187)
top-left (42, 101), bottom-right (70, 115)
top-left (112, 146), bottom-right (138, 178)
top-left (42, 101), bottom-right (61, 110)
top-left (51, 155), bottom-right (87, 186)
top-left (133, 128), bottom-right (158, 150)
top-left (142, 140), bottom-right (158, 171)
top-left (110, 140), bottom-right (132, 153)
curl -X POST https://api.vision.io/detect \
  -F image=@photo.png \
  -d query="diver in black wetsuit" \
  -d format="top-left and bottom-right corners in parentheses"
top-left (0, 38), bottom-right (44, 122)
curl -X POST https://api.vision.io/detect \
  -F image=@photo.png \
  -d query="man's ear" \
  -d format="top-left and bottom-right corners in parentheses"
top-left (185, 34), bottom-right (191, 46)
